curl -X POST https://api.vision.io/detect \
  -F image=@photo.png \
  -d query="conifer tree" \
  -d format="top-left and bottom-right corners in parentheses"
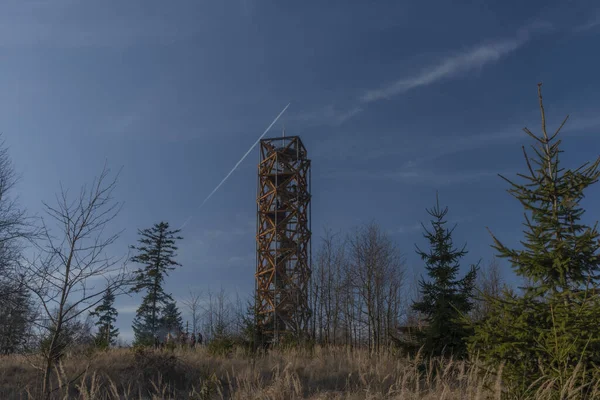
top-left (0, 278), bottom-right (35, 354)
top-left (130, 222), bottom-right (182, 345)
top-left (470, 84), bottom-right (600, 396)
top-left (89, 286), bottom-right (119, 349)
top-left (160, 301), bottom-right (183, 334)
top-left (412, 195), bottom-right (478, 358)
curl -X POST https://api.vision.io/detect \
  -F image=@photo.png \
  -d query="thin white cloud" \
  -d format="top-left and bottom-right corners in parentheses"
top-left (362, 42), bottom-right (523, 103)
top-left (294, 23), bottom-right (550, 127)
top-left (574, 15), bottom-right (600, 32)
top-left (361, 22), bottom-right (552, 103)
top-left (336, 107), bottom-right (364, 124)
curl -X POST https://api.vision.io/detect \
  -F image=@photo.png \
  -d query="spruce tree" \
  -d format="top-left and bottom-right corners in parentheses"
top-left (0, 278), bottom-right (35, 354)
top-left (412, 194), bottom-right (478, 358)
top-left (470, 84), bottom-right (600, 397)
top-left (160, 301), bottom-right (183, 334)
top-left (89, 286), bottom-right (119, 349)
top-left (130, 221), bottom-right (182, 346)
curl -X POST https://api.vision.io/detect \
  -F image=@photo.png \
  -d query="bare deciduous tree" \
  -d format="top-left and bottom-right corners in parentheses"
top-left (19, 165), bottom-right (129, 397)
top-left (403, 267), bottom-right (426, 329)
top-left (0, 137), bottom-right (38, 250)
top-left (200, 286), bottom-right (235, 341)
top-left (310, 223), bottom-right (405, 352)
top-left (181, 289), bottom-right (203, 335)
top-left (311, 228), bottom-right (347, 346)
top-left (0, 137), bottom-right (40, 354)
top-left (347, 223), bottom-right (405, 353)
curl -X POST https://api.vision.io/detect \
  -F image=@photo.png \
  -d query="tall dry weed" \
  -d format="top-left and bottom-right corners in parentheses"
top-left (0, 346), bottom-right (597, 399)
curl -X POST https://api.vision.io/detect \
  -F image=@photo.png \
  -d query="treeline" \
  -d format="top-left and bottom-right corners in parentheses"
top-left (0, 84), bottom-right (598, 398)
top-left (308, 219), bottom-right (489, 354)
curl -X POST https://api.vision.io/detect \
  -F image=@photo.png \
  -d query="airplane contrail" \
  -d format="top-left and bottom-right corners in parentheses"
top-left (179, 103), bottom-right (291, 230)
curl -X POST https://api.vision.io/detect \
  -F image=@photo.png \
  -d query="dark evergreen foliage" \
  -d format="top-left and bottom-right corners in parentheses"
top-left (130, 222), bottom-right (183, 346)
top-left (470, 84), bottom-right (600, 397)
top-left (89, 286), bottom-right (119, 349)
top-left (160, 301), bottom-right (183, 334)
top-left (0, 278), bottom-right (35, 355)
top-left (412, 194), bottom-right (478, 358)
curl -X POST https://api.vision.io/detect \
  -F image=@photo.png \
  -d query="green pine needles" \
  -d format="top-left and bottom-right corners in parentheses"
top-left (89, 286), bottom-right (119, 349)
top-left (413, 194), bottom-right (478, 358)
top-left (130, 221), bottom-right (183, 346)
top-left (470, 83), bottom-right (600, 398)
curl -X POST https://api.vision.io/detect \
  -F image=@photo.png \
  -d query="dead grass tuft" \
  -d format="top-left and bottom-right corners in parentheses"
top-left (0, 346), bottom-right (596, 399)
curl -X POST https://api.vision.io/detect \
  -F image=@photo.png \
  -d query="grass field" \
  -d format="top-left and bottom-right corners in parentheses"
top-left (0, 346), bottom-right (596, 399)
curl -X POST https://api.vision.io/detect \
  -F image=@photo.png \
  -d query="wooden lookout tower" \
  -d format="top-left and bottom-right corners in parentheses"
top-left (256, 136), bottom-right (311, 343)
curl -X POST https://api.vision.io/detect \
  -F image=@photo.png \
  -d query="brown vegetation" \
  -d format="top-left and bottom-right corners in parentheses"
top-left (0, 346), bottom-right (598, 399)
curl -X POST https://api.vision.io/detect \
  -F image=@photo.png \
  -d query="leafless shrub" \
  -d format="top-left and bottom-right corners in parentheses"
top-left (18, 164), bottom-right (131, 397)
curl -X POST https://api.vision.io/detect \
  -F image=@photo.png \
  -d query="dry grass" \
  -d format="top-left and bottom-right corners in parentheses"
top-left (0, 346), bottom-right (596, 399)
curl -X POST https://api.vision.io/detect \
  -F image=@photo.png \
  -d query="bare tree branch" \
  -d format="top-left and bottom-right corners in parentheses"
top-left (17, 164), bottom-right (131, 397)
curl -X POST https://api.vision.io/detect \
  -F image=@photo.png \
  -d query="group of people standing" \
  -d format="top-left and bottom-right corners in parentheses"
top-left (154, 331), bottom-right (203, 350)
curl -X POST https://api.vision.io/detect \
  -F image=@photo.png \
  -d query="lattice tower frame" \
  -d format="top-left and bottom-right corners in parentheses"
top-left (255, 136), bottom-right (311, 343)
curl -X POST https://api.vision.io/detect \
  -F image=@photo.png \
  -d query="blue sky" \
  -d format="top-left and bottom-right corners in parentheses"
top-left (1, 0), bottom-right (600, 342)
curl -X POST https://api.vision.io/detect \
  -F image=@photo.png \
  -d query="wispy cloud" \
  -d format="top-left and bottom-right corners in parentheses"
top-left (574, 15), bottom-right (600, 32)
top-left (361, 24), bottom-right (548, 103)
top-left (295, 23), bottom-right (550, 127)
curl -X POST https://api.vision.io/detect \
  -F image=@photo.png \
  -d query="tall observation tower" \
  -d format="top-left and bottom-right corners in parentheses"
top-left (255, 136), bottom-right (311, 343)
